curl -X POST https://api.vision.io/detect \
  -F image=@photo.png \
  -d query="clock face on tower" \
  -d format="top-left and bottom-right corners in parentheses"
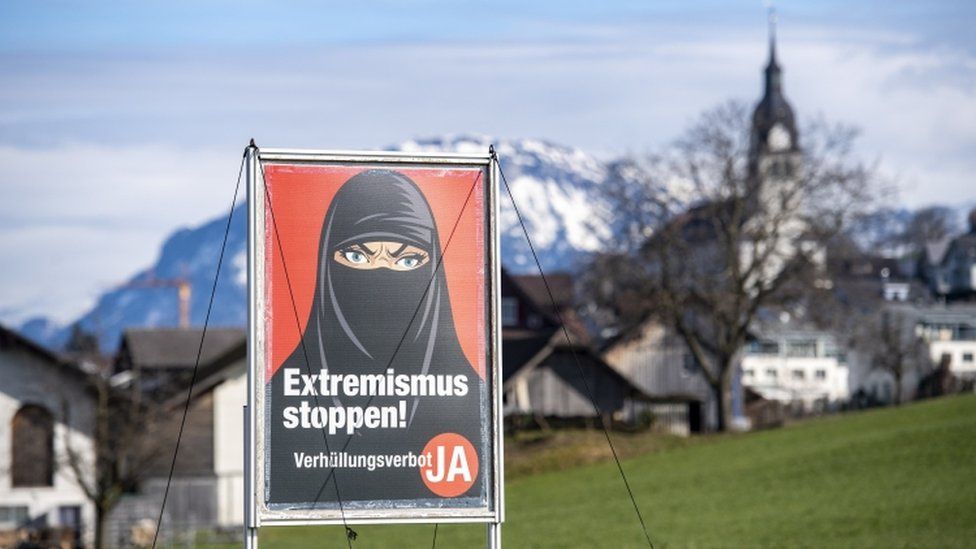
top-left (768, 123), bottom-right (792, 152)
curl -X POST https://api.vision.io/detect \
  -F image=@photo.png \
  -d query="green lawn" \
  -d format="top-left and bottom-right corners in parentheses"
top-left (249, 394), bottom-right (976, 548)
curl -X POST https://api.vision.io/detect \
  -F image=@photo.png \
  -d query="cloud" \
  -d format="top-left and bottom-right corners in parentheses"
top-left (1, 18), bottom-right (974, 323)
top-left (0, 143), bottom-right (238, 323)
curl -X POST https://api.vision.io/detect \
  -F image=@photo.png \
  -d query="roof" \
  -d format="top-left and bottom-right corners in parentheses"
top-left (503, 327), bottom-right (654, 402)
top-left (907, 304), bottom-right (976, 327)
top-left (510, 273), bottom-right (575, 316)
top-left (945, 232), bottom-right (976, 264)
top-left (0, 322), bottom-right (63, 364)
top-left (748, 322), bottom-right (836, 342)
top-left (119, 328), bottom-right (246, 370)
top-left (751, 19), bottom-right (798, 155)
top-left (502, 327), bottom-right (556, 382)
top-left (0, 322), bottom-right (94, 386)
top-left (923, 237), bottom-right (952, 266)
top-left (162, 338), bottom-right (248, 407)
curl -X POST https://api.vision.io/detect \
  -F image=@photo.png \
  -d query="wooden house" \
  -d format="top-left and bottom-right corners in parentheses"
top-left (501, 270), bottom-right (652, 428)
top-left (107, 328), bottom-right (246, 544)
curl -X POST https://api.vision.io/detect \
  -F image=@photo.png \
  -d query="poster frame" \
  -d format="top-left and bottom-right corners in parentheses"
top-left (246, 147), bottom-right (503, 527)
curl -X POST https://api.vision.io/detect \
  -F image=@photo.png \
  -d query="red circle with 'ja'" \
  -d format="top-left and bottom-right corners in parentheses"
top-left (419, 433), bottom-right (478, 498)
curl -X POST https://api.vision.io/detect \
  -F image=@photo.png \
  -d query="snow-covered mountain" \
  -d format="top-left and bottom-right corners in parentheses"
top-left (398, 136), bottom-right (610, 270)
top-left (21, 136), bottom-right (613, 352)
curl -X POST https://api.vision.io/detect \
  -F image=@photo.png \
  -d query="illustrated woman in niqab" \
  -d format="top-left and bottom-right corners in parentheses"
top-left (269, 169), bottom-right (484, 506)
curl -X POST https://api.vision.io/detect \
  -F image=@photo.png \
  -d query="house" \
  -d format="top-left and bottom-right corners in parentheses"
top-left (500, 270), bottom-right (653, 428)
top-left (740, 323), bottom-right (850, 412)
top-left (921, 209), bottom-right (976, 301)
top-left (911, 304), bottom-right (976, 380)
top-left (0, 324), bottom-right (96, 547)
top-left (114, 327), bottom-right (246, 392)
top-left (107, 328), bottom-right (246, 545)
top-left (855, 304), bottom-right (976, 405)
top-left (601, 321), bottom-right (722, 435)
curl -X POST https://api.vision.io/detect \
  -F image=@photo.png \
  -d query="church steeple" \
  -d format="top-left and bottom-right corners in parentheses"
top-left (751, 6), bottom-right (798, 160)
top-left (764, 8), bottom-right (782, 97)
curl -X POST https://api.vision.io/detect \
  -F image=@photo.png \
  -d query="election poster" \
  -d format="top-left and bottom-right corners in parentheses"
top-left (248, 150), bottom-right (501, 525)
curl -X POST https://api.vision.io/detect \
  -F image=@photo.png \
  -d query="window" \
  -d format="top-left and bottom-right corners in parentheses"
top-left (58, 506), bottom-right (82, 535)
top-left (765, 368), bottom-right (778, 379)
top-left (792, 369), bottom-right (805, 380)
top-left (963, 353), bottom-right (974, 364)
top-left (11, 404), bottom-right (54, 487)
top-left (815, 369), bottom-right (827, 380)
top-left (787, 341), bottom-right (817, 358)
top-left (748, 340), bottom-right (780, 355)
top-left (501, 297), bottom-right (518, 327)
top-left (0, 506), bottom-right (29, 528)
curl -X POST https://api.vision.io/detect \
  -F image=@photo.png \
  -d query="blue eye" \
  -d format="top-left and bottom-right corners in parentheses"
top-left (397, 257), bottom-right (419, 269)
top-left (344, 251), bottom-right (367, 264)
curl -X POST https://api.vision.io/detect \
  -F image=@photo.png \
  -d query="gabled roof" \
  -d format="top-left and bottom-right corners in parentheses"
top-left (944, 233), bottom-right (976, 265)
top-left (503, 327), bottom-right (653, 402)
top-left (0, 322), bottom-right (94, 386)
top-left (161, 338), bottom-right (247, 408)
top-left (118, 328), bottom-right (246, 370)
top-left (923, 237), bottom-right (952, 266)
top-left (510, 273), bottom-right (575, 317)
top-left (502, 327), bottom-right (556, 382)
top-left (0, 322), bottom-right (62, 364)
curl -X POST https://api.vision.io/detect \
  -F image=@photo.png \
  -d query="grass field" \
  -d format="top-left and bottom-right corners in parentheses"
top-left (244, 394), bottom-right (976, 548)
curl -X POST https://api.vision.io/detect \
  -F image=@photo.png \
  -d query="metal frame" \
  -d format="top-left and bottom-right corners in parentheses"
top-left (246, 147), bottom-right (504, 537)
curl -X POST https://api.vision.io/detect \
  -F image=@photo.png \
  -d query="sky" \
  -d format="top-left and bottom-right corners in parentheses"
top-left (1, 0), bottom-right (975, 325)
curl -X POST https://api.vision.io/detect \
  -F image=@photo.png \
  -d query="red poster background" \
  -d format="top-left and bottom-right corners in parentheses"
top-left (264, 164), bottom-right (486, 381)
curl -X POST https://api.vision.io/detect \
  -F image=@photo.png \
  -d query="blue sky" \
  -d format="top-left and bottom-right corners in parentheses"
top-left (2, 1), bottom-right (975, 325)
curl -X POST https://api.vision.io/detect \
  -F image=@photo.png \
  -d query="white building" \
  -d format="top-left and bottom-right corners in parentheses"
top-left (741, 325), bottom-right (850, 411)
top-left (0, 324), bottom-right (96, 546)
top-left (913, 305), bottom-right (976, 379)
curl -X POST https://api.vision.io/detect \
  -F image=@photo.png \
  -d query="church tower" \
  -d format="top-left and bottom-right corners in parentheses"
top-left (749, 9), bottom-right (801, 187)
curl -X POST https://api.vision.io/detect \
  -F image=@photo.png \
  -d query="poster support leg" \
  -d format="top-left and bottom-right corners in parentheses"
top-left (487, 522), bottom-right (501, 549)
top-left (244, 405), bottom-right (259, 549)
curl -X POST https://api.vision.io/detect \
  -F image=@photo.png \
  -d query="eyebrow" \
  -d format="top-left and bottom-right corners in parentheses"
top-left (344, 243), bottom-right (377, 256)
top-left (389, 243), bottom-right (409, 257)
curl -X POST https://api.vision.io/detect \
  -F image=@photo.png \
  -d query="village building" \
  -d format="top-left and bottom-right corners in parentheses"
top-left (912, 304), bottom-right (976, 380)
top-left (601, 322), bottom-right (721, 434)
top-left (740, 323), bottom-right (850, 412)
top-left (0, 323), bottom-right (96, 547)
top-left (919, 210), bottom-right (976, 301)
top-left (106, 328), bottom-right (246, 544)
top-left (500, 270), bottom-right (653, 428)
top-left (856, 303), bottom-right (976, 405)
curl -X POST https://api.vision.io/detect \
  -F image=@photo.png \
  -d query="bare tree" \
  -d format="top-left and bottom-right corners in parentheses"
top-left (585, 100), bottom-right (880, 431)
top-left (58, 327), bottom-right (173, 549)
top-left (862, 308), bottom-right (931, 406)
top-left (902, 206), bottom-right (959, 252)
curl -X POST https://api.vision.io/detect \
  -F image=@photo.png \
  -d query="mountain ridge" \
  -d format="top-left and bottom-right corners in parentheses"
top-left (20, 136), bottom-right (612, 352)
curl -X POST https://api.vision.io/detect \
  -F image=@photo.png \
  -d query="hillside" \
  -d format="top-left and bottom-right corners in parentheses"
top-left (244, 395), bottom-right (976, 548)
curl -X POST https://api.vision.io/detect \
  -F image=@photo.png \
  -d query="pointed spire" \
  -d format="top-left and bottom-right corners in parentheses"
top-left (751, 3), bottom-right (797, 158)
top-left (764, 5), bottom-right (782, 94)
